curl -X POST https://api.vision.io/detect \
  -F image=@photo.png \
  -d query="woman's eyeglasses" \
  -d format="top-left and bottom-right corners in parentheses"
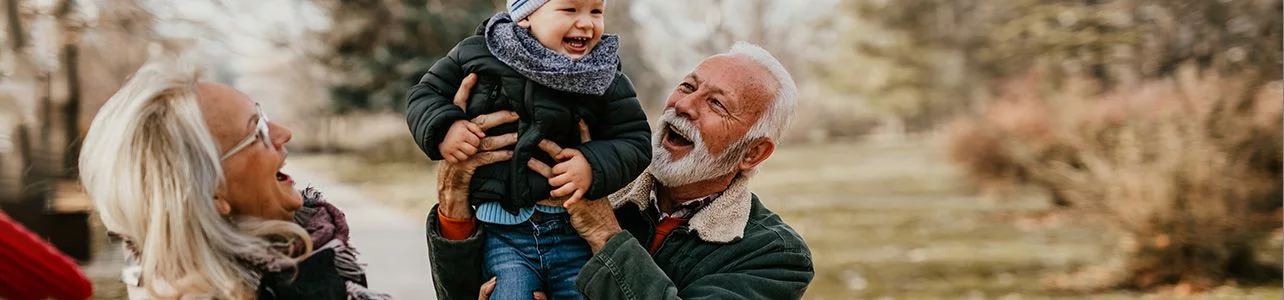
top-left (220, 103), bottom-right (271, 160)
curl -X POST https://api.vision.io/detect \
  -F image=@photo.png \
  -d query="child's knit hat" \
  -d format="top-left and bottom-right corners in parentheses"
top-left (508, 0), bottom-right (606, 21)
top-left (507, 0), bottom-right (550, 21)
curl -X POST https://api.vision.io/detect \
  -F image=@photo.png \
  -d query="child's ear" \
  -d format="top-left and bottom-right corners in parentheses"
top-left (517, 18), bottom-right (532, 28)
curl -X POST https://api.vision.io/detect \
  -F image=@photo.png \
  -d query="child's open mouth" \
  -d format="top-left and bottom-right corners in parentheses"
top-left (564, 36), bottom-right (590, 54)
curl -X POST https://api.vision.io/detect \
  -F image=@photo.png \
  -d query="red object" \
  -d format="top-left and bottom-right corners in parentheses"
top-left (0, 211), bottom-right (93, 300)
top-left (437, 209), bottom-right (692, 255)
top-left (648, 218), bottom-right (687, 254)
top-left (439, 212), bottom-right (479, 240)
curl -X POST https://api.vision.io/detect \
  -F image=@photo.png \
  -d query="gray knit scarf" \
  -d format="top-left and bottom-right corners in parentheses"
top-left (484, 12), bottom-right (620, 96)
top-left (295, 187), bottom-right (391, 300)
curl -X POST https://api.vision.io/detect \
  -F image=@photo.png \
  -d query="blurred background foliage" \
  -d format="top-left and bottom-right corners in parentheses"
top-left (0, 0), bottom-right (1279, 298)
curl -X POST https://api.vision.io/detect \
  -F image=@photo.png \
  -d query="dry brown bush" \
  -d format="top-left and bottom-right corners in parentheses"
top-left (945, 72), bottom-right (1073, 204)
top-left (948, 70), bottom-right (1283, 291)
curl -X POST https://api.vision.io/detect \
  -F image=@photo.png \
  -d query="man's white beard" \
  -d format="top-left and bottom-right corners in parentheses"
top-left (650, 109), bottom-right (749, 187)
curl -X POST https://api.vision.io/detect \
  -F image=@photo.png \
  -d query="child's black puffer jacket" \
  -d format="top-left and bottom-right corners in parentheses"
top-left (406, 25), bottom-right (650, 215)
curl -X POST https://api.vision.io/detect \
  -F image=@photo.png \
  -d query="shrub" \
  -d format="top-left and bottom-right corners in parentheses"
top-left (948, 71), bottom-right (1283, 291)
top-left (945, 72), bottom-right (1072, 205)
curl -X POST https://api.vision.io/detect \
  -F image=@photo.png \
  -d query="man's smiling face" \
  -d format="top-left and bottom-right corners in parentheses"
top-left (651, 53), bottom-right (780, 186)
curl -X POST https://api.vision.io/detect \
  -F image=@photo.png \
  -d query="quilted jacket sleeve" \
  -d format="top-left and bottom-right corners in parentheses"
top-left (576, 228), bottom-right (814, 300)
top-left (423, 205), bottom-right (488, 300)
top-left (577, 72), bottom-right (652, 200)
top-left (406, 39), bottom-right (473, 161)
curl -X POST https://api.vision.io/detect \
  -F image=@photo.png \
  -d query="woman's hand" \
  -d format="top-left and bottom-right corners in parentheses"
top-left (436, 73), bottom-right (520, 220)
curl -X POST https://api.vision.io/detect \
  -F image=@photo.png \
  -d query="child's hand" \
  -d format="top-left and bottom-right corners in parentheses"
top-left (549, 148), bottom-right (592, 202)
top-left (439, 120), bottom-right (485, 163)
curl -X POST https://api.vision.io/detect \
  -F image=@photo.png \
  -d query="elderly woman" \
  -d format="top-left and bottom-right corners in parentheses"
top-left (77, 56), bottom-right (394, 299)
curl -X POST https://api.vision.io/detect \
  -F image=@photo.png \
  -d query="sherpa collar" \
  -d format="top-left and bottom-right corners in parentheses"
top-left (609, 168), bottom-right (756, 243)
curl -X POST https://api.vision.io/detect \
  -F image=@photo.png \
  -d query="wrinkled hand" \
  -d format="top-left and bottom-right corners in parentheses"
top-left (436, 73), bottom-right (520, 220)
top-left (526, 121), bottom-right (621, 253)
top-left (478, 277), bottom-right (547, 300)
top-left (436, 131), bottom-right (515, 219)
top-left (563, 189), bottom-right (620, 253)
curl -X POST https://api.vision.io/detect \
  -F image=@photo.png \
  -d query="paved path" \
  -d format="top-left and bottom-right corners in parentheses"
top-left (285, 166), bottom-right (437, 300)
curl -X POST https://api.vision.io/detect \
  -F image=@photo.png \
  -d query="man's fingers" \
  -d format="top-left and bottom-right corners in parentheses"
top-left (466, 122), bottom-right (486, 138)
top-left (578, 120), bottom-right (591, 143)
top-left (472, 111), bottom-right (520, 131)
top-left (533, 291), bottom-right (548, 300)
top-left (478, 277), bottom-right (497, 300)
top-left (444, 154), bottom-right (459, 164)
top-left (454, 73), bottom-right (478, 109)
top-left (528, 159), bottom-right (554, 178)
top-left (468, 150), bottom-right (514, 167)
top-left (550, 182), bottom-right (576, 198)
top-left (479, 133), bottom-right (518, 151)
top-left (536, 139), bottom-right (563, 158)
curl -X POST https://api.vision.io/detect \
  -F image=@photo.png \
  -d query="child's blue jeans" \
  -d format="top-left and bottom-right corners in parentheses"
top-left (482, 212), bottom-right (590, 300)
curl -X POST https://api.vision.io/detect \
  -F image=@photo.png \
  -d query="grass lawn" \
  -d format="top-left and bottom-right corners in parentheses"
top-left (291, 138), bottom-right (1282, 299)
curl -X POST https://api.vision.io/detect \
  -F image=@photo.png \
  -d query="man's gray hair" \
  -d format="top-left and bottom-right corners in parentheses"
top-left (728, 42), bottom-right (797, 142)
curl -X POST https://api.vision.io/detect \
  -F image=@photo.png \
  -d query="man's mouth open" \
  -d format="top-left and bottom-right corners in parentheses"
top-left (564, 36), bottom-right (591, 54)
top-left (662, 124), bottom-right (694, 150)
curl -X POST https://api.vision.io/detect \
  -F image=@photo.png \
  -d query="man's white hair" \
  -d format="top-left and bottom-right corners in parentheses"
top-left (728, 42), bottom-right (797, 143)
top-left (649, 43), bottom-right (798, 186)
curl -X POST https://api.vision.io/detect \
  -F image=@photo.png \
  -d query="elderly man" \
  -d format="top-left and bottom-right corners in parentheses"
top-left (426, 42), bottom-right (813, 299)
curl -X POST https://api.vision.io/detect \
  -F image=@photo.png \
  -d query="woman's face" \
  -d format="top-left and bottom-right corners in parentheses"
top-left (198, 84), bottom-right (301, 221)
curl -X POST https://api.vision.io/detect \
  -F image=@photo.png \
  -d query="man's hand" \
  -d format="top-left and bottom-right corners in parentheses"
top-left (478, 277), bottom-right (547, 300)
top-left (440, 120), bottom-right (485, 163)
top-left (562, 193), bottom-right (622, 253)
top-left (548, 148), bottom-right (591, 202)
top-left (437, 131), bottom-right (516, 219)
top-left (436, 73), bottom-right (521, 220)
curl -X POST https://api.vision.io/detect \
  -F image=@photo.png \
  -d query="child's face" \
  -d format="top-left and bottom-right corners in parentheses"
top-left (518, 0), bottom-right (606, 59)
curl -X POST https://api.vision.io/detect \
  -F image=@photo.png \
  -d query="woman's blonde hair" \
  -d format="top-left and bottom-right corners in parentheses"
top-left (79, 55), bottom-right (310, 299)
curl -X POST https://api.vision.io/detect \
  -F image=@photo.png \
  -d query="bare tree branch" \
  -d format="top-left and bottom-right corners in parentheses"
top-left (4, 0), bottom-right (23, 50)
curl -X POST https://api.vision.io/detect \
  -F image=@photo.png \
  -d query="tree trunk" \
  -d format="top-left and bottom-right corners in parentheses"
top-left (606, 0), bottom-right (668, 111)
top-left (56, 0), bottom-right (81, 177)
top-left (4, 0), bottom-right (23, 50)
top-left (38, 74), bottom-right (53, 174)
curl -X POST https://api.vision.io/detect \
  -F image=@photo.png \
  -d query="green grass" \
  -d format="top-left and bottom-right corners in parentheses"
top-left (292, 139), bottom-right (1283, 299)
top-left (291, 154), bottom-right (443, 216)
